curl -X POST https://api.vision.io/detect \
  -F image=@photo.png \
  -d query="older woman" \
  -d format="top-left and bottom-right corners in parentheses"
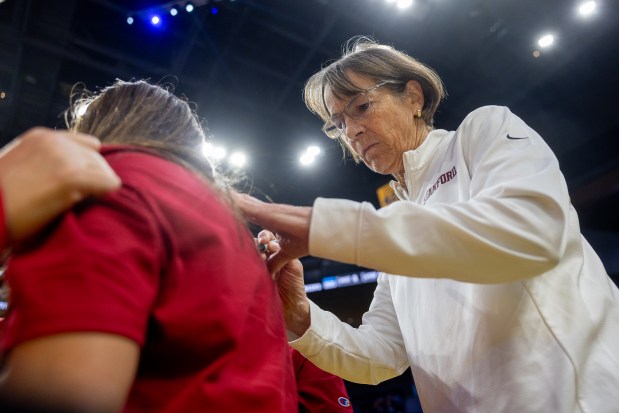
top-left (236, 38), bottom-right (619, 412)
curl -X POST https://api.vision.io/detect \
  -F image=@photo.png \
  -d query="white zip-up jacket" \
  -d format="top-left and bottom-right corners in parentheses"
top-left (291, 106), bottom-right (619, 412)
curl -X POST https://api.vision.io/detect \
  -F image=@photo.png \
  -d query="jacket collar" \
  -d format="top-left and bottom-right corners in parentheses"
top-left (390, 128), bottom-right (450, 200)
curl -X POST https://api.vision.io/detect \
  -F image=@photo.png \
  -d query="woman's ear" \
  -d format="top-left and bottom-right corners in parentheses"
top-left (406, 80), bottom-right (425, 110)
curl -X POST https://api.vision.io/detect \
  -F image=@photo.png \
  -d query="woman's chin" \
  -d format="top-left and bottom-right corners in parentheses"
top-left (364, 160), bottom-right (390, 176)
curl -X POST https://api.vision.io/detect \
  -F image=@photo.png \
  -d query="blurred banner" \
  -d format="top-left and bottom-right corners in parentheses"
top-left (376, 182), bottom-right (398, 207)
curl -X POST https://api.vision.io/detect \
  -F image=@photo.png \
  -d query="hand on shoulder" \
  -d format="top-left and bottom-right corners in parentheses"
top-left (0, 127), bottom-right (121, 246)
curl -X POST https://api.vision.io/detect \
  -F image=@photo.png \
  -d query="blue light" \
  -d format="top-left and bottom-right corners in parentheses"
top-left (127, 16), bottom-right (134, 25)
top-left (170, 7), bottom-right (178, 16)
top-left (151, 15), bottom-right (161, 25)
top-left (211, 7), bottom-right (218, 14)
top-left (186, 3), bottom-right (194, 12)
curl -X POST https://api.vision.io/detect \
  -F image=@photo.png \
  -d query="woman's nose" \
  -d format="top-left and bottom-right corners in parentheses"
top-left (344, 116), bottom-right (364, 141)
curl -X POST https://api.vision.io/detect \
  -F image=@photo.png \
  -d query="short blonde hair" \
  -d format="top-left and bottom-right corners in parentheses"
top-left (304, 37), bottom-right (446, 157)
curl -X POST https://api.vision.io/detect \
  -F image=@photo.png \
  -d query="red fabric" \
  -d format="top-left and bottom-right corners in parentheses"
top-left (1, 147), bottom-right (297, 413)
top-left (0, 190), bottom-right (7, 251)
top-left (292, 347), bottom-right (353, 413)
top-left (0, 191), bottom-right (7, 320)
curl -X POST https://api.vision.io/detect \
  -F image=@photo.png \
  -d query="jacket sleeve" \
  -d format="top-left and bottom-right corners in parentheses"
top-left (309, 106), bottom-right (573, 284)
top-left (290, 273), bottom-right (409, 385)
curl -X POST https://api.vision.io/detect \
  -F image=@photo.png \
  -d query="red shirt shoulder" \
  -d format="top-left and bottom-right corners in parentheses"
top-left (292, 347), bottom-right (353, 412)
top-left (2, 147), bottom-right (296, 413)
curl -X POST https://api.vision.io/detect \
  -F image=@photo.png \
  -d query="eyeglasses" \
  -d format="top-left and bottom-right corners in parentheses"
top-left (322, 80), bottom-right (399, 139)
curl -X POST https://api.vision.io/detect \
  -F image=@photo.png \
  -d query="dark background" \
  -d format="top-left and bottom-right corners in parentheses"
top-left (1, 1), bottom-right (618, 411)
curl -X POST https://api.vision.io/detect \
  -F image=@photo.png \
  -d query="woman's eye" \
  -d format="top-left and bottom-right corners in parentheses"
top-left (333, 117), bottom-right (344, 129)
top-left (356, 102), bottom-right (370, 114)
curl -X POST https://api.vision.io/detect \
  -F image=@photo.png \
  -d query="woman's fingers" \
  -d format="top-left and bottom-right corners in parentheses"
top-left (0, 127), bottom-right (121, 245)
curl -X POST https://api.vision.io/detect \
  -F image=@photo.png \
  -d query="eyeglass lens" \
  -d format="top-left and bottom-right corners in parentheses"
top-left (323, 92), bottom-right (372, 139)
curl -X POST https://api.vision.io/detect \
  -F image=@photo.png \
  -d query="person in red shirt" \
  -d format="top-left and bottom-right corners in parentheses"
top-left (0, 80), bottom-right (297, 413)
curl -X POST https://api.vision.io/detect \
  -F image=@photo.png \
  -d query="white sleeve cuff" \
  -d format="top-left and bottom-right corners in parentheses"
top-left (309, 197), bottom-right (364, 265)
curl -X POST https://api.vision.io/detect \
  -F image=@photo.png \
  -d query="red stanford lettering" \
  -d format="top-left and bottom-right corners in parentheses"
top-left (423, 166), bottom-right (457, 204)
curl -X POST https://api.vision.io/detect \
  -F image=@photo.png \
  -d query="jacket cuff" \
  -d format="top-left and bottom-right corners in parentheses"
top-left (288, 300), bottom-right (333, 357)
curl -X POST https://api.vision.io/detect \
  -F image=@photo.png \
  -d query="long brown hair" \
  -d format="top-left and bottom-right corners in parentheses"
top-left (68, 79), bottom-right (215, 183)
top-left (66, 80), bottom-right (254, 232)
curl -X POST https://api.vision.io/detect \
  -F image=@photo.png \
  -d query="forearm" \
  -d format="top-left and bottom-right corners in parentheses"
top-left (290, 301), bottom-right (408, 385)
top-left (0, 367), bottom-right (119, 413)
top-left (310, 188), bottom-right (568, 284)
top-left (284, 298), bottom-right (311, 337)
top-left (0, 334), bottom-right (138, 413)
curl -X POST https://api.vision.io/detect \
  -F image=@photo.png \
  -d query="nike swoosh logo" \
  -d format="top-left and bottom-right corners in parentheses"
top-left (506, 134), bottom-right (529, 140)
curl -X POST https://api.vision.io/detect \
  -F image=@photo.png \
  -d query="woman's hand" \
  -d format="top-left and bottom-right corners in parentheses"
top-left (234, 192), bottom-right (312, 274)
top-left (256, 230), bottom-right (311, 337)
top-left (0, 127), bottom-right (121, 246)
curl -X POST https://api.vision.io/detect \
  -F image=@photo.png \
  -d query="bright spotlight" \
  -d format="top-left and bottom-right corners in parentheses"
top-left (300, 152), bottom-right (315, 166)
top-left (397, 0), bottom-right (413, 9)
top-left (126, 16), bottom-right (134, 25)
top-left (211, 7), bottom-right (218, 15)
top-left (170, 7), bottom-right (178, 16)
top-left (537, 34), bottom-right (554, 48)
top-left (201, 142), bottom-right (214, 158)
top-left (229, 152), bottom-right (247, 168)
top-left (212, 147), bottom-right (226, 160)
top-left (306, 145), bottom-right (321, 156)
top-left (578, 1), bottom-right (596, 16)
top-left (185, 3), bottom-right (194, 12)
top-left (150, 15), bottom-right (161, 25)
top-left (201, 142), bottom-right (227, 160)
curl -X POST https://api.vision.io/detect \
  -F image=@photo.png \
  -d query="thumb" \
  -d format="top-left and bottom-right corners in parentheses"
top-left (267, 251), bottom-right (292, 278)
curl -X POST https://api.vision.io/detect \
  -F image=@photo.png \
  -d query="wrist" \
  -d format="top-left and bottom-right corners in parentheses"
top-left (285, 299), bottom-right (311, 337)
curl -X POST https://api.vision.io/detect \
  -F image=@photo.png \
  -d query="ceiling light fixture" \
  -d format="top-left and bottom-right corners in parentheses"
top-left (300, 145), bottom-right (322, 166)
top-left (578, 1), bottom-right (596, 16)
top-left (306, 145), bottom-right (321, 156)
top-left (229, 152), bottom-right (247, 168)
top-left (537, 34), bottom-right (554, 48)
top-left (201, 142), bottom-right (227, 160)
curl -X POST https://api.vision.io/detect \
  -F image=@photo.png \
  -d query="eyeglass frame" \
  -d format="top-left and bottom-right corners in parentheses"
top-left (321, 80), bottom-right (401, 140)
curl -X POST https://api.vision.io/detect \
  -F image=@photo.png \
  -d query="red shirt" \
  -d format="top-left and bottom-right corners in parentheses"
top-left (1, 147), bottom-right (297, 413)
top-left (0, 191), bottom-right (6, 251)
top-left (0, 191), bottom-right (6, 321)
top-left (292, 347), bottom-right (353, 413)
